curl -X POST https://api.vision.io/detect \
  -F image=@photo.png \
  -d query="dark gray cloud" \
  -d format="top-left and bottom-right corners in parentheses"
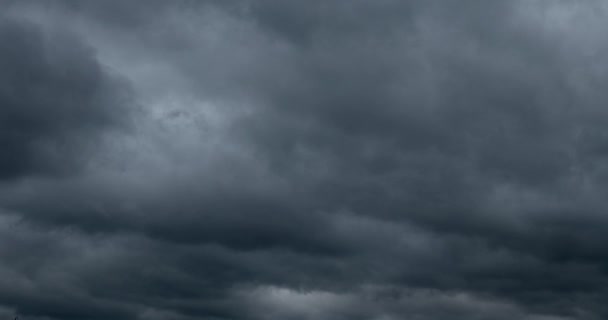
top-left (1, 1), bottom-right (608, 319)
top-left (0, 14), bottom-right (132, 181)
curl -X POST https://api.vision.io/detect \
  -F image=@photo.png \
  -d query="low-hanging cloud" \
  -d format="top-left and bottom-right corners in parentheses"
top-left (2, 1), bottom-right (608, 319)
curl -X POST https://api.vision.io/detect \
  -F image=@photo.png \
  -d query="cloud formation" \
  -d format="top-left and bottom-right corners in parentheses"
top-left (2, 1), bottom-right (608, 319)
top-left (0, 15), bottom-right (131, 181)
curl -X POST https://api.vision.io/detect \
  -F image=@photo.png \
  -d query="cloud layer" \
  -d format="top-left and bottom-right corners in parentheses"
top-left (2, 1), bottom-right (608, 319)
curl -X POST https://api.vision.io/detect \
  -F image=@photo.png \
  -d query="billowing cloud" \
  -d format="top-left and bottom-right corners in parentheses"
top-left (0, 13), bottom-right (132, 181)
top-left (1, 1), bottom-right (608, 319)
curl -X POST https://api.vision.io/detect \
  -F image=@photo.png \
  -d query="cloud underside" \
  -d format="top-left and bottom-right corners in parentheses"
top-left (1, 1), bottom-right (608, 319)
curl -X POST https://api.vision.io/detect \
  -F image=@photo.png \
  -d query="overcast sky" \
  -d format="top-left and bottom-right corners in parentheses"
top-left (2, 1), bottom-right (608, 319)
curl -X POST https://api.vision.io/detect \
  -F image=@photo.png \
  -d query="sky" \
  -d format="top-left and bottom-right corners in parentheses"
top-left (1, 1), bottom-right (608, 319)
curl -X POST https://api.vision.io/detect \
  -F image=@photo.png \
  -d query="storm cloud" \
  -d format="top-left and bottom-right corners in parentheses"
top-left (2, 1), bottom-right (608, 319)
